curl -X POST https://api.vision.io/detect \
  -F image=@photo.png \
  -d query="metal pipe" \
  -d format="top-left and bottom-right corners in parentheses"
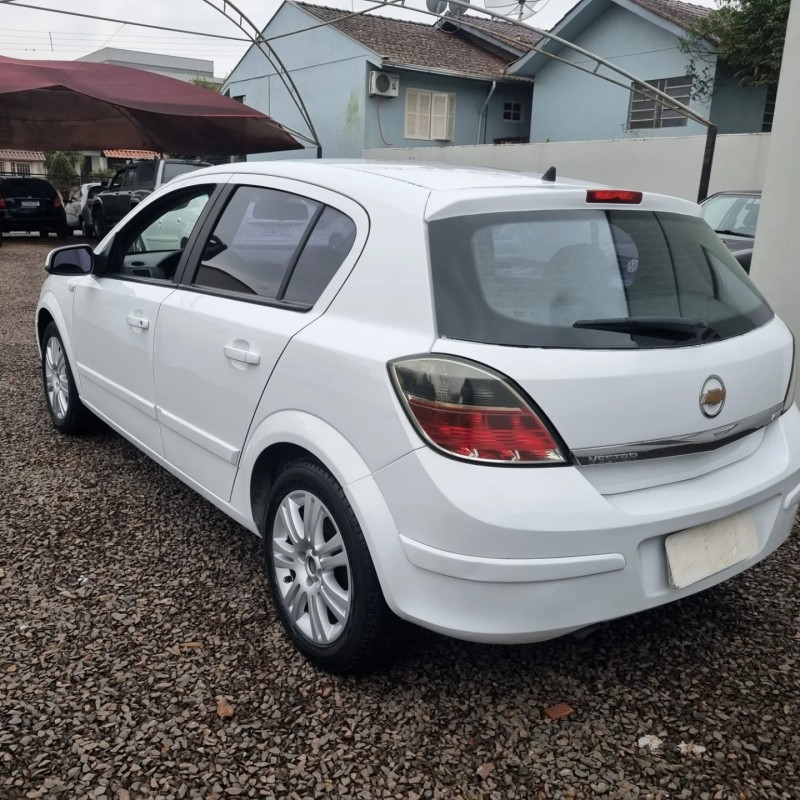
top-left (477, 80), bottom-right (497, 145)
top-left (697, 124), bottom-right (717, 202)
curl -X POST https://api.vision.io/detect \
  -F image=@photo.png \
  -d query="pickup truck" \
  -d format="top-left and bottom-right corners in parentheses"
top-left (91, 158), bottom-right (210, 237)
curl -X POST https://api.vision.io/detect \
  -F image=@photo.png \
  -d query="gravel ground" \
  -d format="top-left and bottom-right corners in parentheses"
top-left (1, 237), bottom-right (800, 800)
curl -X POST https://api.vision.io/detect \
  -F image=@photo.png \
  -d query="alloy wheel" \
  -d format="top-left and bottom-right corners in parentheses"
top-left (44, 337), bottom-right (69, 420)
top-left (271, 490), bottom-right (352, 645)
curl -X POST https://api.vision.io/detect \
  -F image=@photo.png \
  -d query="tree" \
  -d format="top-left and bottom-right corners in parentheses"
top-left (190, 75), bottom-right (221, 92)
top-left (681, 0), bottom-right (790, 95)
top-left (44, 151), bottom-right (81, 198)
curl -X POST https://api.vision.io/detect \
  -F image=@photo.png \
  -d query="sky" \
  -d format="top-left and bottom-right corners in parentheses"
top-left (0, 0), bottom-right (597, 78)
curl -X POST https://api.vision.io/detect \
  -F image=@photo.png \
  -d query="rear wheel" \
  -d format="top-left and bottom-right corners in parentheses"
top-left (39, 230), bottom-right (49, 238)
top-left (264, 459), bottom-right (395, 673)
top-left (41, 323), bottom-right (93, 435)
top-left (58, 226), bottom-right (73, 238)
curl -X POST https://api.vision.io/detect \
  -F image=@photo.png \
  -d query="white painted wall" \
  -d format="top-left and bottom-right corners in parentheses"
top-left (365, 132), bottom-right (771, 201)
top-left (748, 0), bottom-right (800, 343)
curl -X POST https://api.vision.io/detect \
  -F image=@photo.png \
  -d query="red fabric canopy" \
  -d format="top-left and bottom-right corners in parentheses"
top-left (0, 55), bottom-right (302, 155)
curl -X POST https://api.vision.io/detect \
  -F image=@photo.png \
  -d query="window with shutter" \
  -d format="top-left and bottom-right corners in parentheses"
top-left (404, 89), bottom-right (455, 141)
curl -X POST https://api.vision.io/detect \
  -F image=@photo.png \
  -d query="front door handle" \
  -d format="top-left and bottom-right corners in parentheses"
top-left (126, 314), bottom-right (150, 330)
top-left (224, 345), bottom-right (260, 365)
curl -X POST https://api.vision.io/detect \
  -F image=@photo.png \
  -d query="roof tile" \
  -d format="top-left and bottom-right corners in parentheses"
top-left (0, 150), bottom-right (46, 161)
top-left (293, 2), bottom-right (531, 81)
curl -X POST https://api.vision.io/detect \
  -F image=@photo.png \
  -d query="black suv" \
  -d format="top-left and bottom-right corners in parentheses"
top-left (0, 177), bottom-right (69, 239)
top-left (91, 158), bottom-right (210, 237)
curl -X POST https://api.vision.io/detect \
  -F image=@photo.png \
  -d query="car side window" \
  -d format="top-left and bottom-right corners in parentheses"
top-left (193, 186), bottom-right (320, 299)
top-left (105, 186), bottom-right (213, 282)
top-left (134, 162), bottom-right (157, 187)
top-left (283, 207), bottom-right (356, 305)
top-left (109, 170), bottom-right (124, 190)
top-left (121, 168), bottom-right (136, 189)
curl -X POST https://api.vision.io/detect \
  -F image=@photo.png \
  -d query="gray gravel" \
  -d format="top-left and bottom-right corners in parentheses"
top-left (2, 236), bottom-right (800, 800)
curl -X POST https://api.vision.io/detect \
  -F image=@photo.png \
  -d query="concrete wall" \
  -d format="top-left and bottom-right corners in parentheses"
top-left (527, 3), bottom-right (714, 143)
top-left (365, 132), bottom-right (771, 201)
top-left (223, 3), bottom-right (372, 158)
top-left (748, 0), bottom-right (800, 342)
top-left (363, 69), bottom-right (532, 150)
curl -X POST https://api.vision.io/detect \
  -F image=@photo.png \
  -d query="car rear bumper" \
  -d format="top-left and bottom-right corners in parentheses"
top-left (2, 214), bottom-right (65, 232)
top-left (350, 406), bottom-right (800, 643)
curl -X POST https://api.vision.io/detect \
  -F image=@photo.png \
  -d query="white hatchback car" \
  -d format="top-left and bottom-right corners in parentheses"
top-left (37, 162), bottom-right (800, 672)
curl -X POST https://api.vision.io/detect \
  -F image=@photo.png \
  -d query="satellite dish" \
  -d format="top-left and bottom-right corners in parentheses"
top-left (448, 0), bottom-right (470, 15)
top-left (426, 0), bottom-right (448, 12)
top-left (483, 0), bottom-right (543, 21)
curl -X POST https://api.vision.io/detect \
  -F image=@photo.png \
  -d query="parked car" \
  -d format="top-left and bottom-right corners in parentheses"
top-left (0, 177), bottom-right (69, 238)
top-left (700, 190), bottom-right (761, 272)
top-left (65, 182), bottom-right (103, 236)
top-left (91, 158), bottom-right (210, 237)
top-left (36, 163), bottom-right (800, 673)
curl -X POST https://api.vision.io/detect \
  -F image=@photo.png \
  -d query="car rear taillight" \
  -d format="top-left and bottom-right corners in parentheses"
top-left (53, 195), bottom-right (63, 208)
top-left (0, 197), bottom-right (6, 209)
top-left (586, 189), bottom-right (643, 204)
top-left (389, 356), bottom-right (567, 465)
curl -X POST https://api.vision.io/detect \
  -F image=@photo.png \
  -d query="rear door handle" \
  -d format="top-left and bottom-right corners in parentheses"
top-left (224, 345), bottom-right (260, 365)
top-left (126, 314), bottom-right (150, 330)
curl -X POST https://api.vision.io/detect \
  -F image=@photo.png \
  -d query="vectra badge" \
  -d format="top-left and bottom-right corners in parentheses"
top-left (700, 375), bottom-right (726, 418)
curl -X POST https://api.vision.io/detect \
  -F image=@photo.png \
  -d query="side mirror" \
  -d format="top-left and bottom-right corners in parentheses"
top-left (46, 244), bottom-right (95, 276)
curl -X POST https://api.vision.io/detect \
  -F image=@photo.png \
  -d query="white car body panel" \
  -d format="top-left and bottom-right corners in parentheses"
top-left (73, 277), bottom-right (175, 455)
top-left (36, 160), bottom-right (800, 646)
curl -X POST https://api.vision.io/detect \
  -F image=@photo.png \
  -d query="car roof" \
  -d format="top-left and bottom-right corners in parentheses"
top-left (174, 159), bottom-right (700, 218)
top-left (185, 159), bottom-right (591, 193)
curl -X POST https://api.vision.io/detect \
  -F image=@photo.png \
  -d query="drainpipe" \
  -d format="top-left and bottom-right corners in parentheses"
top-left (477, 81), bottom-right (497, 145)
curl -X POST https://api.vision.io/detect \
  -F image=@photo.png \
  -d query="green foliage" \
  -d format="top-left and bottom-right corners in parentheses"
top-left (44, 151), bottom-right (81, 198)
top-left (681, 0), bottom-right (790, 93)
top-left (190, 75), bottom-right (221, 92)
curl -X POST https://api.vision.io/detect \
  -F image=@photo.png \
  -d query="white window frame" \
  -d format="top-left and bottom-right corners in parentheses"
top-left (12, 162), bottom-right (32, 176)
top-left (627, 76), bottom-right (692, 130)
top-left (405, 89), bottom-right (456, 141)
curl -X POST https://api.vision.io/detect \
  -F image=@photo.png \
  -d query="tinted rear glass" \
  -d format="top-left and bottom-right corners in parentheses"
top-left (429, 210), bottom-right (772, 349)
top-left (0, 179), bottom-right (57, 199)
top-left (162, 163), bottom-right (204, 183)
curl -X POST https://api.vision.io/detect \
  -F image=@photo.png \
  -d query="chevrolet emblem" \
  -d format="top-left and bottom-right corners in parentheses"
top-left (701, 387), bottom-right (726, 406)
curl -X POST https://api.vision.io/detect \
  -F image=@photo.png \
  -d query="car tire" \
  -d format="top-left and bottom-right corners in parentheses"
top-left (41, 322), bottom-right (93, 435)
top-left (39, 230), bottom-right (49, 238)
top-left (81, 217), bottom-right (92, 237)
top-left (58, 227), bottom-right (73, 238)
top-left (93, 210), bottom-right (109, 238)
top-left (264, 459), bottom-right (395, 673)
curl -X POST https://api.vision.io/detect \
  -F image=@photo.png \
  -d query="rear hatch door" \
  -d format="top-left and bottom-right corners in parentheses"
top-left (426, 188), bottom-right (792, 493)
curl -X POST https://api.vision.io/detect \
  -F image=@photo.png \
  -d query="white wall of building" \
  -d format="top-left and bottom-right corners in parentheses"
top-left (365, 132), bottom-right (771, 201)
top-left (748, 0), bottom-right (800, 343)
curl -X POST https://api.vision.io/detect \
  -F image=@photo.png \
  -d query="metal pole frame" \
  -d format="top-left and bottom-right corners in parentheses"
top-left (0, 0), bottom-right (719, 192)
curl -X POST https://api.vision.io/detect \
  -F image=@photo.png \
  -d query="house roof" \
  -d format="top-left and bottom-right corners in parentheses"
top-left (103, 149), bottom-right (160, 159)
top-left (292, 2), bottom-right (531, 81)
top-left (451, 15), bottom-right (545, 51)
top-left (0, 149), bottom-right (45, 162)
top-left (629, 0), bottom-right (710, 30)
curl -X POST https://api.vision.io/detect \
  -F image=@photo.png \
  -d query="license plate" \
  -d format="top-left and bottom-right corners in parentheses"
top-left (20, 200), bottom-right (39, 208)
top-left (665, 510), bottom-right (759, 589)
top-left (261, 225), bottom-right (291, 236)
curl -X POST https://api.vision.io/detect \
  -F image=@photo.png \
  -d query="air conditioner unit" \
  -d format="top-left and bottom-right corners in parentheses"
top-left (369, 71), bottom-right (399, 98)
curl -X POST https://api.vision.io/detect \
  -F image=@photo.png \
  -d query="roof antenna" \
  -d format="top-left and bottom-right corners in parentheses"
top-left (541, 165), bottom-right (556, 182)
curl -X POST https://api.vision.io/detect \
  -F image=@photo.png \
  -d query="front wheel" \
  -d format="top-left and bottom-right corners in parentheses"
top-left (264, 459), bottom-right (395, 673)
top-left (41, 323), bottom-right (93, 434)
top-left (93, 210), bottom-right (109, 238)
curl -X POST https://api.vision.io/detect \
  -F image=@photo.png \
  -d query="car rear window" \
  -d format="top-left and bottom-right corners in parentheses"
top-left (0, 179), bottom-right (57, 199)
top-left (428, 209), bottom-right (773, 349)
